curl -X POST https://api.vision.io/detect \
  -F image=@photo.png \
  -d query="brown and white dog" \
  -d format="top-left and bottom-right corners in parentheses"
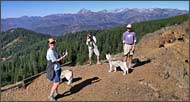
top-left (60, 70), bottom-right (73, 85)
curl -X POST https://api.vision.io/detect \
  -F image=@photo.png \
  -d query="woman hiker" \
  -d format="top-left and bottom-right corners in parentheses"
top-left (46, 38), bottom-right (68, 101)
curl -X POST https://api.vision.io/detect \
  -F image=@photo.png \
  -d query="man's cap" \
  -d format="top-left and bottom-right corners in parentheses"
top-left (126, 24), bottom-right (132, 28)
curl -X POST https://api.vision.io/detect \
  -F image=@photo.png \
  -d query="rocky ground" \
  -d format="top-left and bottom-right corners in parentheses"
top-left (1, 22), bottom-right (189, 101)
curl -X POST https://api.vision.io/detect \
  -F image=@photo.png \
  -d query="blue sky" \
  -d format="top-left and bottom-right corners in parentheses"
top-left (1, 1), bottom-right (189, 18)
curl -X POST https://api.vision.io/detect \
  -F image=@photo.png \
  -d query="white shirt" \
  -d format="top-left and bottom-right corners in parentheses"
top-left (86, 36), bottom-right (97, 49)
top-left (46, 49), bottom-right (61, 71)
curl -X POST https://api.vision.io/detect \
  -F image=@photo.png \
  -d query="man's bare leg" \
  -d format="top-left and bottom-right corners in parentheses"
top-left (123, 55), bottom-right (128, 67)
top-left (89, 57), bottom-right (92, 65)
top-left (128, 55), bottom-right (133, 68)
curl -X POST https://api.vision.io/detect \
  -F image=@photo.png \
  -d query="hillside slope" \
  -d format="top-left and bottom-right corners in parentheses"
top-left (1, 22), bottom-right (189, 101)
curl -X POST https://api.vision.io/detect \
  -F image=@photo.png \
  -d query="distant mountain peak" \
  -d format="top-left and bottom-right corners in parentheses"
top-left (78, 8), bottom-right (93, 14)
top-left (98, 9), bottom-right (108, 13)
top-left (20, 16), bottom-right (29, 19)
top-left (109, 8), bottom-right (129, 13)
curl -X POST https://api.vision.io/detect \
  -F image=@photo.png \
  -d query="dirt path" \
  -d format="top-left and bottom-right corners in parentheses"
top-left (1, 51), bottom-right (189, 101)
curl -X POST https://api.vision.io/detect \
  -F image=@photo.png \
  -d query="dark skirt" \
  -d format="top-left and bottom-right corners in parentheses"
top-left (53, 69), bottom-right (61, 83)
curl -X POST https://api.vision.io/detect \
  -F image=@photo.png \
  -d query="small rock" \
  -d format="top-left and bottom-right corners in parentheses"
top-left (177, 37), bottom-right (184, 42)
top-left (140, 81), bottom-right (143, 85)
top-left (177, 83), bottom-right (183, 89)
top-left (138, 78), bottom-right (144, 81)
top-left (154, 92), bottom-right (160, 98)
top-left (148, 84), bottom-right (159, 91)
top-left (171, 95), bottom-right (180, 101)
top-left (185, 59), bottom-right (188, 63)
top-left (115, 91), bottom-right (119, 95)
top-left (159, 44), bottom-right (165, 48)
top-left (144, 82), bottom-right (148, 86)
top-left (164, 71), bottom-right (170, 79)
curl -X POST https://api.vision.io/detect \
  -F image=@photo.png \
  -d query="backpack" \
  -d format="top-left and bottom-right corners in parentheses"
top-left (46, 60), bottom-right (55, 81)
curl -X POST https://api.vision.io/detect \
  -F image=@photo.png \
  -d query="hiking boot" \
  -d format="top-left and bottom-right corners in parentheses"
top-left (54, 92), bottom-right (61, 97)
top-left (48, 95), bottom-right (56, 101)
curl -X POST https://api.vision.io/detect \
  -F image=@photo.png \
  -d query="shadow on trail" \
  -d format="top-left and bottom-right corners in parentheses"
top-left (132, 58), bottom-right (151, 68)
top-left (107, 58), bottom-right (151, 74)
top-left (128, 58), bottom-right (151, 73)
top-left (61, 77), bottom-right (82, 84)
top-left (56, 77), bottom-right (100, 100)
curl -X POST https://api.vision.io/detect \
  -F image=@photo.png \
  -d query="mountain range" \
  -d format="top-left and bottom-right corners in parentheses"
top-left (1, 8), bottom-right (188, 36)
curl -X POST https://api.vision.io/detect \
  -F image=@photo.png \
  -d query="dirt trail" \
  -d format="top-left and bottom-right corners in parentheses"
top-left (1, 22), bottom-right (189, 101)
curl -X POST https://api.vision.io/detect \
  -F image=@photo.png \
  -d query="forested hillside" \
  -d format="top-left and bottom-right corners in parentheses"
top-left (0, 29), bottom-right (50, 86)
top-left (0, 14), bottom-right (189, 87)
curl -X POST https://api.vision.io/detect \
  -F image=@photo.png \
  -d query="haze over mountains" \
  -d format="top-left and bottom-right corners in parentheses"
top-left (1, 8), bottom-right (188, 36)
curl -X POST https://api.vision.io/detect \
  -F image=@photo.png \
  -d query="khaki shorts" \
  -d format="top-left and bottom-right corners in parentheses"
top-left (123, 44), bottom-right (135, 56)
top-left (88, 47), bottom-right (100, 58)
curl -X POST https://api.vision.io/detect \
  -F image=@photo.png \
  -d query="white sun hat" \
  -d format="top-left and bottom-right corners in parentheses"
top-left (126, 24), bottom-right (132, 28)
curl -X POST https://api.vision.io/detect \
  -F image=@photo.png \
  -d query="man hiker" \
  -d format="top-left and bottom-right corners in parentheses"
top-left (122, 24), bottom-right (136, 69)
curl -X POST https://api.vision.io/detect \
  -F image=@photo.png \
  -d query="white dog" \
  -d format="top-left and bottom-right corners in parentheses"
top-left (60, 70), bottom-right (73, 85)
top-left (106, 54), bottom-right (128, 75)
